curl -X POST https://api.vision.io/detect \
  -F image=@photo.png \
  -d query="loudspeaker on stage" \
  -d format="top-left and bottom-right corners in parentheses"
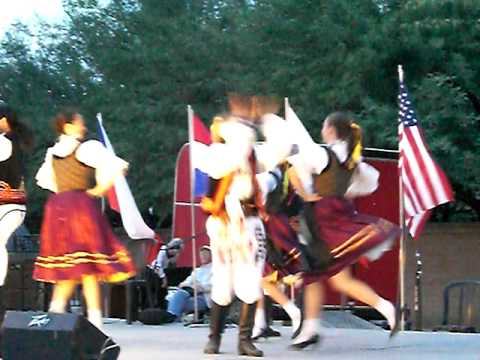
top-left (1, 311), bottom-right (120, 360)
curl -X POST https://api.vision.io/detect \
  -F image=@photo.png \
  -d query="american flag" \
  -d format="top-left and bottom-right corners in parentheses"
top-left (398, 74), bottom-right (454, 239)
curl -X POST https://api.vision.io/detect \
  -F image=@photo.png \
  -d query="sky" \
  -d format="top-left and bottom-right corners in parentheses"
top-left (0, 0), bottom-right (66, 38)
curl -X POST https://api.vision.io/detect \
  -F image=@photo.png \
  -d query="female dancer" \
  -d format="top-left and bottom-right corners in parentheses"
top-left (288, 112), bottom-right (400, 348)
top-left (0, 104), bottom-right (33, 320)
top-left (34, 110), bottom-right (136, 330)
top-left (252, 163), bottom-right (305, 340)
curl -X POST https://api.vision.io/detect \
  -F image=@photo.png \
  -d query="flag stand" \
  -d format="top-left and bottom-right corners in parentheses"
top-left (187, 105), bottom-right (199, 322)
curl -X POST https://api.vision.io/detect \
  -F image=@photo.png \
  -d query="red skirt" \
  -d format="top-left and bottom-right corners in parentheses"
top-left (264, 213), bottom-right (307, 279)
top-left (33, 191), bottom-right (136, 283)
top-left (303, 197), bottom-right (400, 283)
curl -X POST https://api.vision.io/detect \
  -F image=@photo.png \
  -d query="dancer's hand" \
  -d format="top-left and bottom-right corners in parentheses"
top-left (86, 188), bottom-right (102, 197)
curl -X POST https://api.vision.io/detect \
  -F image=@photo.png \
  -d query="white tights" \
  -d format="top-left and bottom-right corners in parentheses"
top-left (0, 204), bottom-right (26, 286)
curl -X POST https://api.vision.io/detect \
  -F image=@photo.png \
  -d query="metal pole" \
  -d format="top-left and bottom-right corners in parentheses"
top-left (187, 105), bottom-right (199, 322)
top-left (414, 249), bottom-right (423, 330)
top-left (399, 177), bottom-right (407, 331)
top-left (398, 64), bottom-right (406, 332)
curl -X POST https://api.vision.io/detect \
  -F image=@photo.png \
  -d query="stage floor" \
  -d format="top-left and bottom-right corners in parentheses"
top-left (104, 319), bottom-right (480, 360)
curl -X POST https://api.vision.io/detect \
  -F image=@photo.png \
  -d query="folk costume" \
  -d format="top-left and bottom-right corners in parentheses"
top-left (0, 130), bottom-right (27, 323)
top-left (201, 116), bottom-right (267, 357)
top-left (252, 164), bottom-right (306, 340)
top-left (33, 135), bottom-right (136, 283)
top-left (289, 140), bottom-right (400, 282)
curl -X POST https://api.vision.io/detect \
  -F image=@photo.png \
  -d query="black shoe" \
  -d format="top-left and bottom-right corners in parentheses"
top-left (253, 326), bottom-right (282, 341)
top-left (264, 326), bottom-right (281, 337)
top-left (289, 334), bottom-right (321, 350)
top-left (389, 306), bottom-right (402, 339)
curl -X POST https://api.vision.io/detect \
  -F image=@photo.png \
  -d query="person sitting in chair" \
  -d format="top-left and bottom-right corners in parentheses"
top-left (159, 245), bottom-right (212, 323)
top-left (144, 238), bottom-right (183, 308)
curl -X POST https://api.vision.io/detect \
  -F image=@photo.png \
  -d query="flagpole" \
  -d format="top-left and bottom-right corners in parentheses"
top-left (187, 105), bottom-right (199, 322)
top-left (397, 65), bottom-right (407, 331)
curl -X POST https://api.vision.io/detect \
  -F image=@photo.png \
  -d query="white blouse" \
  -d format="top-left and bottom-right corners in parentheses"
top-left (0, 133), bottom-right (13, 162)
top-left (288, 141), bottom-right (378, 198)
top-left (36, 135), bottom-right (128, 193)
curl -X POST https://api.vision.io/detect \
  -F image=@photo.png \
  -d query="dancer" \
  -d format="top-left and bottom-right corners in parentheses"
top-left (0, 104), bottom-right (33, 322)
top-left (252, 163), bottom-right (306, 341)
top-left (288, 111), bottom-right (400, 348)
top-left (33, 110), bottom-right (136, 330)
top-left (201, 95), bottom-right (268, 357)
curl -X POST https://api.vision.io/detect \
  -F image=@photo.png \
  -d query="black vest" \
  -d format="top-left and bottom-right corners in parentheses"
top-left (265, 168), bottom-right (287, 214)
top-left (312, 146), bottom-right (355, 197)
top-left (0, 133), bottom-right (24, 188)
top-left (52, 146), bottom-right (96, 193)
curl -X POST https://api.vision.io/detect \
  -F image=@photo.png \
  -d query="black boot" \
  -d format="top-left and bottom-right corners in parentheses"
top-left (204, 302), bottom-right (229, 354)
top-left (238, 301), bottom-right (263, 357)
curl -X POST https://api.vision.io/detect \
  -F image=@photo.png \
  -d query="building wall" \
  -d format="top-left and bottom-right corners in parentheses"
top-left (404, 223), bottom-right (480, 330)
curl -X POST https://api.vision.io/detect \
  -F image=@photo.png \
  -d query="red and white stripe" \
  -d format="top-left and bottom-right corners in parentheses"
top-left (399, 122), bottom-right (454, 239)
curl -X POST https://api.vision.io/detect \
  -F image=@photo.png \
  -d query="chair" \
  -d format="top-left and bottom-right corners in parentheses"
top-left (125, 275), bottom-right (151, 324)
top-left (440, 280), bottom-right (480, 333)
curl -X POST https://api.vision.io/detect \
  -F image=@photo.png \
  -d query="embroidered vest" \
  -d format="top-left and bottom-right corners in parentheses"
top-left (312, 147), bottom-right (355, 197)
top-left (52, 146), bottom-right (95, 193)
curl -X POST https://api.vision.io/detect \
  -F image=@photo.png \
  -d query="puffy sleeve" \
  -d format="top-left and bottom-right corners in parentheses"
top-left (35, 148), bottom-right (58, 193)
top-left (256, 114), bottom-right (294, 171)
top-left (0, 135), bottom-right (12, 162)
top-left (345, 162), bottom-right (379, 198)
top-left (256, 169), bottom-right (279, 204)
top-left (202, 143), bottom-right (251, 179)
top-left (287, 144), bottom-right (329, 194)
top-left (75, 140), bottom-right (129, 187)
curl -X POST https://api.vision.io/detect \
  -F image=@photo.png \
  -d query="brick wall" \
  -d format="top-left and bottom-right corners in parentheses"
top-left (404, 223), bottom-right (480, 330)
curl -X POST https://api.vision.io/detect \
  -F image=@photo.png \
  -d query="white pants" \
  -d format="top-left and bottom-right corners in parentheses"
top-left (0, 204), bottom-right (26, 286)
top-left (207, 215), bottom-right (266, 306)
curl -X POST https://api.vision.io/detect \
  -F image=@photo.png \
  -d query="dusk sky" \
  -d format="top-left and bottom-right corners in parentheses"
top-left (0, 0), bottom-right (66, 37)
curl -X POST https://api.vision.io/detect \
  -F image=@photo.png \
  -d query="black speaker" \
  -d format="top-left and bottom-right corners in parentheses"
top-left (1, 311), bottom-right (120, 360)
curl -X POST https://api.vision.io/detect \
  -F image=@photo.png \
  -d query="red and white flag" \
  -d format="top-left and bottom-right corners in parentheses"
top-left (188, 107), bottom-right (211, 197)
top-left (398, 68), bottom-right (454, 239)
top-left (96, 113), bottom-right (155, 240)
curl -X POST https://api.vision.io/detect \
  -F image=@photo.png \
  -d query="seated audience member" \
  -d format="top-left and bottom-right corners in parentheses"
top-left (159, 245), bottom-right (212, 323)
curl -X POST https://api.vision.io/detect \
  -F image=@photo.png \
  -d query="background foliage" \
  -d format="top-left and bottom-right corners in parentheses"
top-left (1, 0), bottom-right (479, 230)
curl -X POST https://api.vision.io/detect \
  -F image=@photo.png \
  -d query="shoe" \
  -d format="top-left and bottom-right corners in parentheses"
top-left (389, 306), bottom-right (402, 339)
top-left (387, 303), bottom-right (402, 339)
top-left (264, 326), bottom-right (281, 337)
top-left (163, 311), bottom-right (176, 324)
top-left (252, 326), bottom-right (281, 341)
top-left (204, 337), bottom-right (220, 354)
top-left (291, 313), bottom-right (303, 339)
top-left (289, 334), bottom-right (321, 350)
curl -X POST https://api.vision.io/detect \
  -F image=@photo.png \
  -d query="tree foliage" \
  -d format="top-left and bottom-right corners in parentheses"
top-left (0, 0), bottom-right (479, 230)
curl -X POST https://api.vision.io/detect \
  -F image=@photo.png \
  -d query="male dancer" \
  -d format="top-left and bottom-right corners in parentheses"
top-left (201, 95), bottom-right (267, 357)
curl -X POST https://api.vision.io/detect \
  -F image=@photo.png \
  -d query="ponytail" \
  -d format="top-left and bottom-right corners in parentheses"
top-left (324, 112), bottom-right (362, 169)
top-left (347, 122), bottom-right (362, 170)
